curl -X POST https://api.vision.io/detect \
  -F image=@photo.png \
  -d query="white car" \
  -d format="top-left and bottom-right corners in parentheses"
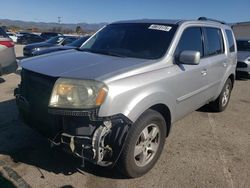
top-left (7, 32), bottom-right (17, 43)
top-left (236, 39), bottom-right (250, 77)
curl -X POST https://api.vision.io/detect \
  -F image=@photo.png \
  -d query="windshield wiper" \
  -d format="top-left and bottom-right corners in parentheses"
top-left (77, 48), bottom-right (126, 58)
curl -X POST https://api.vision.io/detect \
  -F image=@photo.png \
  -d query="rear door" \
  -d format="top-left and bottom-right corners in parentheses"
top-left (202, 27), bottom-right (227, 101)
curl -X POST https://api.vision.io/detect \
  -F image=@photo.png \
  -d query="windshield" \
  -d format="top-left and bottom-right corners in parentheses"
top-left (237, 40), bottom-right (250, 51)
top-left (80, 23), bottom-right (177, 59)
top-left (46, 36), bottom-right (64, 44)
top-left (67, 36), bottom-right (90, 47)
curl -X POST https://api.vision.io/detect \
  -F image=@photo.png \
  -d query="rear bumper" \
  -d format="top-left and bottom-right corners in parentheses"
top-left (236, 70), bottom-right (250, 78)
top-left (236, 62), bottom-right (250, 78)
top-left (0, 60), bottom-right (17, 76)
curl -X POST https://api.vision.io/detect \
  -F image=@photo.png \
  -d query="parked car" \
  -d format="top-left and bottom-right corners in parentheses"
top-left (0, 27), bottom-right (17, 76)
top-left (40, 32), bottom-right (63, 40)
top-left (17, 33), bottom-right (45, 45)
top-left (15, 18), bottom-right (236, 177)
top-left (16, 31), bottom-right (30, 37)
top-left (236, 39), bottom-right (250, 77)
top-left (6, 32), bottom-right (17, 43)
top-left (32, 36), bottom-right (91, 56)
top-left (23, 36), bottom-right (78, 56)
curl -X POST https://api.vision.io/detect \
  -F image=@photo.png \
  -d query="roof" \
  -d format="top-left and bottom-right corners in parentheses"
top-left (110, 18), bottom-right (230, 27)
top-left (112, 19), bottom-right (183, 25)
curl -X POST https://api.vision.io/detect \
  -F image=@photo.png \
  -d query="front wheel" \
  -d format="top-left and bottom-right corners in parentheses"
top-left (118, 109), bottom-right (167, 178)
top-left (211, 79), bottom-right (232, 112)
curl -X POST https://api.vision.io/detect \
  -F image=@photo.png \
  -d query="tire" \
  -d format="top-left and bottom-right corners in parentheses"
top-left (118, 109), bottom-right (167, 178)
top-left (211, 79), bottom-right (232, 112)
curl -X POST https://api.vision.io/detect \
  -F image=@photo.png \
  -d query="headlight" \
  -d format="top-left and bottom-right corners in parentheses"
top-left (49, 78), bottom-right (108, 109)
top-left (33, 47), bottom-right (46, 51)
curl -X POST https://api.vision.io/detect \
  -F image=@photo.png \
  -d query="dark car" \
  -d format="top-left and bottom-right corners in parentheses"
top-left (17, 33), bottom-right (45, 45)
top-left (40, 32), bottom-right (63, 40)
top-left (32, 36), bottom-right (90, 56)
top-left (23, 36), bottom-right (78, 56)
top-left (236, 39), bottom-right (250, 77)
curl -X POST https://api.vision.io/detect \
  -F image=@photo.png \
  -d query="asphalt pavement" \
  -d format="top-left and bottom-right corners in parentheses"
top-left (0, 45), bottom-right (249, 188)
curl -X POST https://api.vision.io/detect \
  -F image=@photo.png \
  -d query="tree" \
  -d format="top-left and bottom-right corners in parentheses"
top-left (76, 26), bottom-right (82, 34)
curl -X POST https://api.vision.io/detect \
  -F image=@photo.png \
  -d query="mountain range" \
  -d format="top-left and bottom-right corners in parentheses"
top-left (0, 19), bottom-right (107, 32)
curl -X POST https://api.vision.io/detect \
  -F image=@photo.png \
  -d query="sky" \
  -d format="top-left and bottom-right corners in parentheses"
top-left (0, 0), bottom-right (249, 24)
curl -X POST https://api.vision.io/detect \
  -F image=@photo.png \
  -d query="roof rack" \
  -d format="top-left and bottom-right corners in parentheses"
top-left (198, 17), bottom-right (226, 24)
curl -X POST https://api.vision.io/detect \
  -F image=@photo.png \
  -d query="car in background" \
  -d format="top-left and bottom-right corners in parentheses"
top-left (32, 35), bottom-right (91, 56)
top-left (40, 32), bottom-right (63, 40)
top-left (6, 32), bottom-right (17, 43)
top-left (16, 31), bottom-right (31, 37)
top-left (23, 36), bottom-right (78, 56)
top-left (17, 33), bottom-right (45, 45)
top-left (0, 27), bottom-right (17, 76)
top-left (236, 39), bottom-right (250, 77)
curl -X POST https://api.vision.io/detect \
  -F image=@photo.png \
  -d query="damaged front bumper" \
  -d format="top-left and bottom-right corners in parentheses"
top-left (15, 91), bottom-right (132, 167)
top-left (48, 110), bottom-right (132, 167)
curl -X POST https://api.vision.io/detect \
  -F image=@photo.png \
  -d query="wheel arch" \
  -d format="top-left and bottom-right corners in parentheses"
top-left (149, 103), bottom-right (172, 137)
top-left (228, 73), bottom-right (235, 88)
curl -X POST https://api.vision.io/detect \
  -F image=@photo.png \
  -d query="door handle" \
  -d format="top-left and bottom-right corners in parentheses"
top-left (201, 69), bottom-right (207, 76)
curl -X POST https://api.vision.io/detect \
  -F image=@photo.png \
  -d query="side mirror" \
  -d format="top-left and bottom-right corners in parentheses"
top-left (179, 51), bottom-right (200, 65)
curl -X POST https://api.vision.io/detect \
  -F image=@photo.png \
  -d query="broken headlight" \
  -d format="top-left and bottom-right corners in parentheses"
top-left (49, 78), bottom-right (108, 109)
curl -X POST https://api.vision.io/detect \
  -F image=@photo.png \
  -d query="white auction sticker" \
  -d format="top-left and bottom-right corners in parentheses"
top-left (148, 24), bottom-right (172, 32)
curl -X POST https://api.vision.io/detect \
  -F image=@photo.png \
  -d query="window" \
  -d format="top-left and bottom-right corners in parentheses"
top-left (204, 27), bottom-right (224, 56)
top-left (175, 27), bottom-right (203, 57)
top-left (226, 30), bottom-right (235, 52)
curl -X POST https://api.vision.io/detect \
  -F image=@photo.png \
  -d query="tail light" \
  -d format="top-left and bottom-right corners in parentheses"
top-left (0, 40), bottom-right (15, 48)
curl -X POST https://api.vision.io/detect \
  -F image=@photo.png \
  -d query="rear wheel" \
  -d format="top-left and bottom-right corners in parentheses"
top-left (211, 79), bottom-right (232, 112)
top-left (118, 109), bottom-right (166, 178)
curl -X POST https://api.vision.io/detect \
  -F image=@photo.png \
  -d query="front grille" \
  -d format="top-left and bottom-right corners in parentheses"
top-left (237, 61), bottom-right (248, 68)
top-left (20, 69), bottom-right (61, 137)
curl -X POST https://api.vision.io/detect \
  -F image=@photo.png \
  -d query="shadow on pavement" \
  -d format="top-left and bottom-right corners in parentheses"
top-left (0, 173), bottom-right (16, 188)
top-left (0, 99), bottom-right (126, 180)
top-left (0, 78), bottom-right (5, 84)
top-left (197, 104), bottom-right (218, 113)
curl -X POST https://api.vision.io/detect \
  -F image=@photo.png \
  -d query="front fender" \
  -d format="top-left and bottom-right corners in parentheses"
top-left (98, 85), bottom-right (176, 123)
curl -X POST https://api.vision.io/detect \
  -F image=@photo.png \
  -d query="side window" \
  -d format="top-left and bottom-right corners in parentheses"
top-left (204, 27), bottom-right (224, 56)
top-left (225, 30), bottom-right (235, 52)
top-left (175, 27), bottom-right (203, 57)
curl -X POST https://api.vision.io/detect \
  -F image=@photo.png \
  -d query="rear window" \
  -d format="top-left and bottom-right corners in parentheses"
top-left (41, 33), bottom-right (58, 37)
top-left (226, 30), bottom-right (235, 52)
top-left (204, 27), bottom-right (224, 56)
top-left (46, 36), bottom-right (64, 44)
top-left (0, 27), bottom-right (9, 38)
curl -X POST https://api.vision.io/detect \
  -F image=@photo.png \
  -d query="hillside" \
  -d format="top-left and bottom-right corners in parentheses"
top-left (0, 18), bottom-right (107, 32)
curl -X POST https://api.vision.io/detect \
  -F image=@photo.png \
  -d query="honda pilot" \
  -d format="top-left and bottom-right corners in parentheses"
top-left (15, 18), bottom-right (237, 177)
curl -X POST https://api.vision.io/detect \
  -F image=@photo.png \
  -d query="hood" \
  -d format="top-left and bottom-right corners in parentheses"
top-left (20, 50), bottom-right (155, 81)
top-left (237, 51), bottom-right (250, 62)
top-left (24, 42), bottom-right (56, 49)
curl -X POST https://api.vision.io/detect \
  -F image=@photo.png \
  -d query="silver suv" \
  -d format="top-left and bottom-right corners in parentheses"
top-left (15, 18), bottom-right (237, 177)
